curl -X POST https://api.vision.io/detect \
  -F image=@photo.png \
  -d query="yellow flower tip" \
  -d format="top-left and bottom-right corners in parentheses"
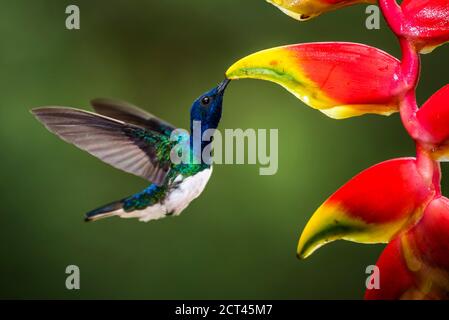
top-left (296, 252), bottom-right (307, 260)
top-left (266, 0), bottom-right (319, 21)
top-left (296, 210), bottom-right (337, 260)
top-left (296, 239), bottom-right (319, 260)
top-left (296, 224), bottom-right (336, 260)
top-left (225, 49), bottom-right (275, 80)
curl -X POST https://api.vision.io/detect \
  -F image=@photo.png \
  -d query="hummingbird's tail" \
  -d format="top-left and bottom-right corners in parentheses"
top-left (84, 184), bottom-right (171, 223)
top-left (85, 200), bottom-right (124, 222)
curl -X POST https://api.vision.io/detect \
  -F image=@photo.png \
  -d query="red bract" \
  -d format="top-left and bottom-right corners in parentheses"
top-left (366, 197), bottom-right (449, 299)
top-left (415, 85), bottom-right (449, 160)
top-left (402, 0), bottom-right (449, 53)
top-left (381, 0), bottom-right (449, 53)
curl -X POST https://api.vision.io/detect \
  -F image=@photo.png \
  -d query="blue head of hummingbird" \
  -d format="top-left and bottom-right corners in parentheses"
top-left (188, 78), bottom-right (230, 159)
top-left (190, 78), bottom-right (229, 132)
top-left (32, 78), bottom-right (231, 222)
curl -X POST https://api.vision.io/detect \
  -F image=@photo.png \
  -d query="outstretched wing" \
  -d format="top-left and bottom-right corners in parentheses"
top-left (90, 98), bottom-right (176, 137)
top-left (32, 107), bottom-right (176, 186)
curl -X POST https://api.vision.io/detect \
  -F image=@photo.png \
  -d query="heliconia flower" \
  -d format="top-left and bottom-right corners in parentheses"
top-left (415, 84), bottom-right (449, 160)
top-left (381, 0), bottom-right (449, 54)
top-left (297, 158), bottom-right (435, 259)
top-left (365, 196), bottom-right (449, 300)
top-left (266, 0), bottom-right (375, 21)
top-left (226, 42), bottom-right (405, 119)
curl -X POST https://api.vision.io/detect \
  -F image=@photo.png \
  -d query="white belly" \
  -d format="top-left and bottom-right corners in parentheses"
top-left (164, 167), bottom-right (213, 216)
top-left (118, 167), bottom-right (213, 222)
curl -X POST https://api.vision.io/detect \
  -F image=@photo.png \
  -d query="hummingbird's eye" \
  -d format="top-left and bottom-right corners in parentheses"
top-left (201, 96), bottom-right (211, 107)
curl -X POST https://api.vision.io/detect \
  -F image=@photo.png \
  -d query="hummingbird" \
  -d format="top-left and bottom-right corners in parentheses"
top-left (32, 79), bottom-right (230, 222)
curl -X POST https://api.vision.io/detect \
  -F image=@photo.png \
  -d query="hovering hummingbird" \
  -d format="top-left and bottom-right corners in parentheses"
top-left (32, 79), bottom-right (230, 222)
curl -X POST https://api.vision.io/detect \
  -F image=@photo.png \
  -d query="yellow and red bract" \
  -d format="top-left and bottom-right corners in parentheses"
top-left (266, 0), bottom-right (375, 21)
top-left (297, 158), bottom-right (435, 259)
top-left (226, 42), bottom-right (405, 119)
top-left (366, 197), bottom-right (449, 300)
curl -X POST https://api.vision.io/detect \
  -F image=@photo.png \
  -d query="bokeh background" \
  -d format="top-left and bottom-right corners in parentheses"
top-left (1, 0), bottom-right (448, 299)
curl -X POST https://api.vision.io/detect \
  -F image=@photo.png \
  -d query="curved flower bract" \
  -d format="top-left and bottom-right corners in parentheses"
top-left (297, 158), bottom-right (435, 259)
top-left (226, 42), bottom-right (405, 119)
top-left (365, 197), bottom-right (449, 300)
top-left (266, 0), bottom-right (374, 21)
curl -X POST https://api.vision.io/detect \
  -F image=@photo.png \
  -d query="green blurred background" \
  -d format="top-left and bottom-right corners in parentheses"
top-left (0, 0), bottom-right (448, 299)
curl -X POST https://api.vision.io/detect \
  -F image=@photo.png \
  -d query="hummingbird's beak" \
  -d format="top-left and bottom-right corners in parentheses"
top-left (217, 78), bottom-right (231, 95)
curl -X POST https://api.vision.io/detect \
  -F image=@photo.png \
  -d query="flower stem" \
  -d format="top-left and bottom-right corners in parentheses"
top-left (416, 142), bottom-right (441, 196)
top-left (397, 38), bottom-right (428, 141)
top-left (400, 38), bottom-right (420, 90)
top-left (378, 0), bottom-right (403, 36)
top-left (380, 6), bottom-right (443, 195)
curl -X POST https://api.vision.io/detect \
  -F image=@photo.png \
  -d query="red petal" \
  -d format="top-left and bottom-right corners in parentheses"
top-left (410, 197), bottom-right (449, 271)
top-left (364, 237), bottom-right (415, 300)
top-left (401, 0), bottom-right (449, 53)
top-left (366, 197), bottom-right (449, 299)
top-left (416, 85), bottom-right (449, 160)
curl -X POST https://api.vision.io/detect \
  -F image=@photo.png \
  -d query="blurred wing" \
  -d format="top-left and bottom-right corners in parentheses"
top-left (91, 98), bottom-right (176, 136)
top-left (32, 107), bottom-right (174, 186)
